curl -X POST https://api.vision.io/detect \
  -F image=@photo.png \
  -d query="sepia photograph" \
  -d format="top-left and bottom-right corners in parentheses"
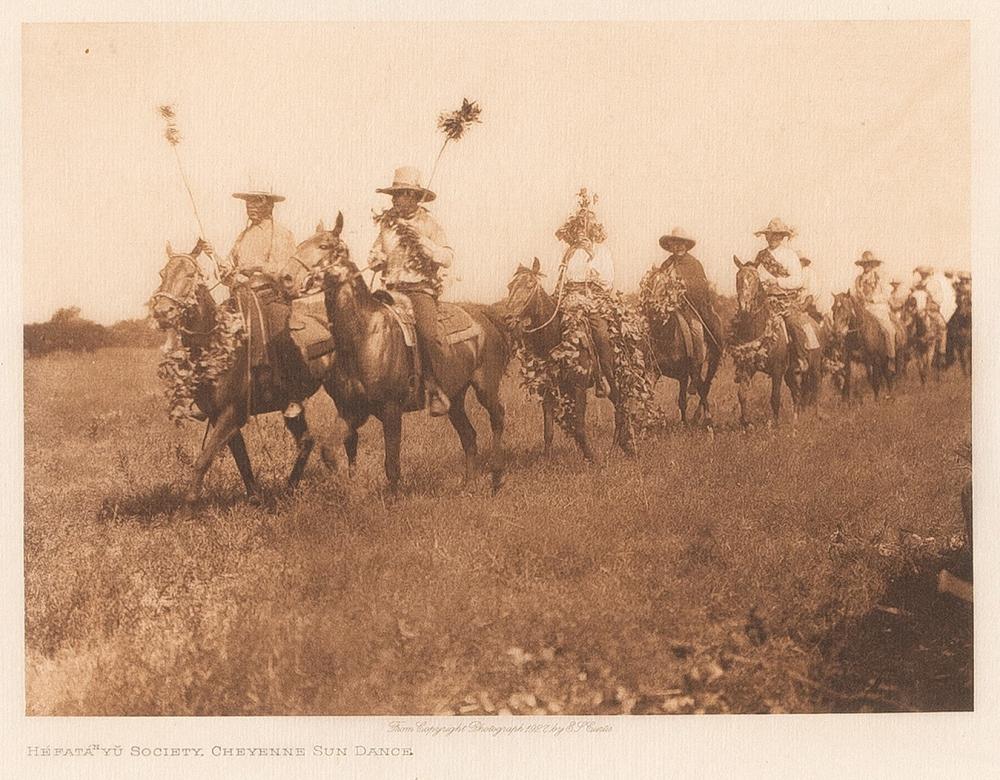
top-left (11, 8), bottom-right (998, 776)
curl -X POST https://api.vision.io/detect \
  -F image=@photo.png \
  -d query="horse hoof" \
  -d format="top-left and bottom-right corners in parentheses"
top-left (320, 445), bottom-right (338, 471)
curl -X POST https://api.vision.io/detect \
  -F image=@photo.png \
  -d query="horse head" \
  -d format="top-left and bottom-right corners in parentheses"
top-left (294, 212), bottom-right (350, 285)
top-left (733, 255), bottom-right (762, 314)
top-left (504, 256), bottom-right (547, 330)
top-left (830, 292), bottom-right (855, 336)
top-left (149, 242), bottom-right (207, 330)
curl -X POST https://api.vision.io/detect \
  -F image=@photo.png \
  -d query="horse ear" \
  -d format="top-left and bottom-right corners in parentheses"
top-left (333, 211), bottom-right (344, 237)
top-left (532, 257), bottom-right (541, 274)
top-left (732, 255), bottom-right (743, 269)
top-left (166, 241), bottom-right (174, 258)
top-left (316, 220), bottom-right (326, 234)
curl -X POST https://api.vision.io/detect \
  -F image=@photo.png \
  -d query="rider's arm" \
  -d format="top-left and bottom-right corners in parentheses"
top-left (418, 219), bottom-right (454, 268)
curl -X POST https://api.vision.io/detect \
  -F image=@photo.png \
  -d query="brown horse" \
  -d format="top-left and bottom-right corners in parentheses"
top-left (295, 225), bottom-right (510, 494)
top-left (730, 257), bottom-right (821, 428)
top-left (504, 258), bottom-right (633, 461)
top-left (829, 292), bottom-right (895, 400)
top-left (639, 264), bottom-right (718, 428)
top-left (149, 238), bottom-right (339, 503)
top-left (946, 292), bottom-right (972, 377)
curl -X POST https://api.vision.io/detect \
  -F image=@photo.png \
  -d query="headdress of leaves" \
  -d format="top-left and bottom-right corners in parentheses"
top-left (555, 187), bottom-right (607, 246)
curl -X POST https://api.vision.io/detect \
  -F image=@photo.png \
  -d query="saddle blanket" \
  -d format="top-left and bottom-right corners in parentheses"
top-left (375, 291), bottom-right (482, 348)
top-left (289, 290), bottom-right (337, 380)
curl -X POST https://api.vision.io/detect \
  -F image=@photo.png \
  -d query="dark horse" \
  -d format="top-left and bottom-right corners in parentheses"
top-left (293, 225), bottom-right (510, 494)
top-left (504, 258), bottom-right (634, 461)
top-left (946, 292), bottom-right (972, 377)
top-left (829, 292), bottom-right (895, 400)
top-left (730, 257), bottom-right (822, 428)
top-left (150, 238), bottom-right (338, 503)
top-left (639, 264), bottom-right (718, 428)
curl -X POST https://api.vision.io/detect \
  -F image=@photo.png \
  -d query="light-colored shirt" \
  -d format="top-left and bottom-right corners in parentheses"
top-left (368, 206), bottom-right (453, 289)
top-left (564, 244), bottom-right (615, 288)
top-left (222, 218), bottom-right (299, 286)
top-left (756, 244), bottom-right (802, 290)
top-left (912, 275), bottom-right (944, 307)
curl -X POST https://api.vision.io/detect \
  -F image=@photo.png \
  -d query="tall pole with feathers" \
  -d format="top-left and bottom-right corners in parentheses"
top-left (158, 105), bottom-right (222, 277)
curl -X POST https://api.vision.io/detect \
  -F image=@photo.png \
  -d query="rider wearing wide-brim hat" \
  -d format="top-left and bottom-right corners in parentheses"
top-left (851, 251), bottom-right (897, 367)
top-left (657, 227), bottom-right (725, 350)
top-left (368, 166), bottom-right (455, 416)
top-left (191, 185), bottom-right (307, 419)
top-left (751, 218), bottom-right (814, 373)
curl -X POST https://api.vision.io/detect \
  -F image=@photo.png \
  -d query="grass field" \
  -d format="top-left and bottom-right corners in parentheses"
top-left (24, 346), bottom-right (972, 715)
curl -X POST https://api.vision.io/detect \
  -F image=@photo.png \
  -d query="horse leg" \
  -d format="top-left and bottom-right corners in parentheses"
top-left (542, 391), bottom-right (556, 457)
top-left (185, 405), bottom-right (242, 503)
top-left (572, 387), bottom-right (595, 462)
top-left (737, 377), bottom-right (752, 431)
top-left (473, 383), bottom-right (506, 494)
top-left (841, 359), bottom-right (852, 402)
top-left (614, 401), bottom-right (636, 456)
top-left (380, 402), bottom-right (403, 494)
top-left (226, 431), bottom-right (257, 499)
top-left (678, 377), bottom-right (689, 425)
top-left (448, 387), bottom-right (479, 485)
top-left (342, 412), bottom-right (367, 478)
top-left (771, 372), bottom-right (785, 426)
top-left (283, 410), bottom-right (316, 491)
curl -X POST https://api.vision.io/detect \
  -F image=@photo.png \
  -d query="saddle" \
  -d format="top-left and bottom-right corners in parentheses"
top-left (373, 289), bottom-right (482, 348)
top-left (373, 289), bottom-right (483, 411)
top-left (288, 290), bottom-right (337, 380)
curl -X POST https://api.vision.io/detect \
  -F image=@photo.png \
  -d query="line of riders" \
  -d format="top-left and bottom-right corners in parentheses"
top-left (178, 166), bottom-right (972, 423)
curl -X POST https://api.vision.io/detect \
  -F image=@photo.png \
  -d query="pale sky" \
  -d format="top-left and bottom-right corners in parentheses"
top-left (22, 21), bottom-right (969, 324)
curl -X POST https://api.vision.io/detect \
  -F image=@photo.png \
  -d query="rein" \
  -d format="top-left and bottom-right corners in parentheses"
top-left (520, 262), bottom-right (569, 334)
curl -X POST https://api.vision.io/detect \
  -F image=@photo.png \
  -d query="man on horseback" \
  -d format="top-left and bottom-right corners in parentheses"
top-left (657, 228), bottom-right (726, 351)
top-left (368, 166), bottom-right (454, 416)
top-left (191, 188), bottom-right (309, 420)
top-left (850, 251), bottom-right (897, 372)
top-left (560, 223), bottom-right (617, 397)
top-left (911, 265), bottom-right (949, 359)
top-left (751, 218), bottom-right (814, 374)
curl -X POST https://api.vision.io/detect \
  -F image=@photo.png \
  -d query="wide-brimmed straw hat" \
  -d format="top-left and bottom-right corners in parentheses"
top-left (658, 227), bottom-right (696, 251)
top-left (957, 270), bottom-right (971, 281)
top-left (855, 250), bottom-right (882, 267)
top-left (232, 189), bottom-right (285, 202)
top-left (889, 277), bottom-right (902, 286)
top-left (376, 166), bottom-right (436, 202)
top-left (914, 265), bottom-right (934, 276)
top-left (754, 217), bottom-right (794, 237)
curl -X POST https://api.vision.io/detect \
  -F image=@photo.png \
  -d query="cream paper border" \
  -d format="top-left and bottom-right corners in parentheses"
top-left (4, 3), bottom-right (999, 778)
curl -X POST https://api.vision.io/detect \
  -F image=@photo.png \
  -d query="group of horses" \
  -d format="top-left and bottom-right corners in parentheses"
top-left (149, 217), bottom-right (971, 504)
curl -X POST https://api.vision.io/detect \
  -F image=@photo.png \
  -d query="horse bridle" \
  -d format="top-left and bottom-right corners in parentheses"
top-left (150, 253), bottom-right (204, 309)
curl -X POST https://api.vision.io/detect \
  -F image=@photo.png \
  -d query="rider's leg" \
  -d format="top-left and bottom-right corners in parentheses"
top-left (409, 290), bottom-right (451, 416)
top-left (588, 313), bottom-right (615, 397)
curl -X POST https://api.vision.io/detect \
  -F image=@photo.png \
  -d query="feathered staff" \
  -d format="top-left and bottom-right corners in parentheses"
top-left (426, 97), bottom-right (482, 196)
top-left (158, 104), bottom-right (221, 275)
top-left (372, 98), bottom-right (482, 289)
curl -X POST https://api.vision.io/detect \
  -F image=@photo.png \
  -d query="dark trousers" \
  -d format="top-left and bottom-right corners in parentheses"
top-left (587, 312), bottom-right (616, 385)
top-left (407, 290), bottom-right (450, 393)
